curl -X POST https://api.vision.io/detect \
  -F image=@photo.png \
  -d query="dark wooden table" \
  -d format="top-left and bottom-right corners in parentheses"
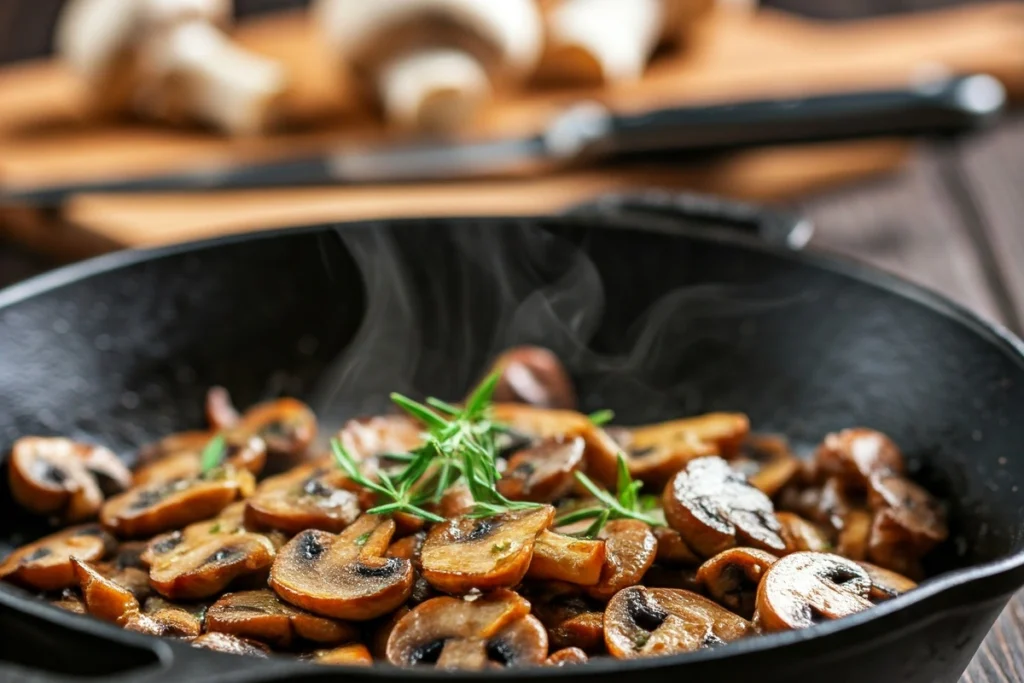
top-left (2, 1), bottom-right (1024, 681)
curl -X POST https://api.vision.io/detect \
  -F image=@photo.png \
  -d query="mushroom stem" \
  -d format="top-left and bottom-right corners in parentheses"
top-left (378, 48), bottom-right (491, 132)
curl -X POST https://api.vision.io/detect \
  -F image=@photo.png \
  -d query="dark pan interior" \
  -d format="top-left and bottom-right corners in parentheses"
top-left (1, 215), bottom-right (1024, 672)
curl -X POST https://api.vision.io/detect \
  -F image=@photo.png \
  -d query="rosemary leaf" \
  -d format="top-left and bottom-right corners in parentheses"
top-left (588, 409), bottom-right (615, 426)
top-left (199, 434), bottom-right (227, 474)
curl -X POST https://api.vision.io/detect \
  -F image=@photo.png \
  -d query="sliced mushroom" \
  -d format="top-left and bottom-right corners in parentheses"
top-left (695, 548), bottom-right (778, 619)
top-left (497, 437), bottom-right (585, 503)
top-left (856, 561), bottom-right (917, 602)
top-left (337, 414), bottom-right (425, 463)
top-left (836, 509), bottom-right (872, 560)
top-left (206, 386), bottom-right (241, 431)
top-left (371, 605), bottom-right (411, 659)
top-left (133, 433), bottom-right (266, 486)
top-left (776, 512), bottom-right (832, 554)
top-left (421, 506), bottom-right (554, 595)
top-left (663, 456), bottom-right (785, 558)
top-left (236, 398), bottom-right (318, 472)
top-left (815, 428), bottom-right (905, 489)
top-left (305, 643), bottom-right (374, 666)
top-left (527, 530), bottom-right (605, 585)
top-left (206, 589), bottom-right (358, 648)
top-left (523, 583), bottom-right (605, 653)
top-left (546, 647), bottom-right (589, 665)
top-left (72, 558), bottom-right (140, 624)
top-left (270, 515), bottom-right (413, 620)
top-left (436, 483), bottom-right (475, 519)
top-left (641, 566), bottom-right (702, 592)
top-left (652, 526), bottom-right (701, 567)
top-left (755, 552), bottom-right (872, 632)
top-left (101, 466), bottom-right (256, 538)
top-left (604, 586), bottom-right (752, 658)
top-left (0, 524), bottom-right (115, 590)
top-left (92, 562), bottom-right (152, 601)
top-left (732, 435), bottom-right (801, 498)
top-left (245, 464), bottom-right (363, 535)
top-left (141, 501), bottom-right (248, 566)
top-left (192, 632), bottom-right (270, 657)
top-left (585, 520), bottom-right (658, 601)
top-left (51, 589), bottom-right (86, 615)
top-left (8, 437), bottom-right (130, 521)
top-left (488, 346), bottom-right (577, 410)
top-left (131, 596), bottom-right (205, 638)
top-left (387, 532), bottom-right (435, 604)
top-left (385, 590), bottom-right (541, 669)
top-left (866, 472), bottom-right (947, 578)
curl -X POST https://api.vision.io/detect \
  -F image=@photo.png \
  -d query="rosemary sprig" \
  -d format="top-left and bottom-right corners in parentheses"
top-left (588, 409), bottom-right (615, 426)
top-left (199, 434), bottom-right (227, 474)
top-left (555, 454), bottom-right (661, 538)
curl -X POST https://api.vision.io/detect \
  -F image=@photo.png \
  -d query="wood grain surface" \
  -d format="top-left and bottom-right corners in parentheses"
top-left (1, 2), bottom-right (1024, 683)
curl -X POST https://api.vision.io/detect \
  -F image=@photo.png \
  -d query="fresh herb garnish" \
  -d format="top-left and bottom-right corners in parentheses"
top-left (588, 409), bottom-right (615, 426)
top-left (355, 531), bottom-right (371, 546)
top-left (555, 454), bottom-right (661, 538)
top-left (491, 540), bottom-right (511, 554)
top-left (199, 434), bottom-right (227, 475)
top-left (209, 523), bottom-right (221, 534)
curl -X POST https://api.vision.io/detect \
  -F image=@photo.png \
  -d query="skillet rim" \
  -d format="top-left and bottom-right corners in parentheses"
top-left (1, 213), bottom-right (1024, 679)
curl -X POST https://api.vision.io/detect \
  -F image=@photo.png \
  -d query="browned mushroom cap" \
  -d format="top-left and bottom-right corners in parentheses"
top-left (149, 531), bottom-right (276, 600)
top-left (385, 589), bottom-right (537, 669)
top-left (585, 519), bottom-right (657, 601)
top-left (133, 434), bottom-right (266, 486)
top-left (663, 456), bottom-right (785, 558)
top-left (206, 386), bottom-right (241, 431)
top-left (604, 586), bottom-right (752, 658)
top-left (775, 512), bottom-right (832, 554)
top-left (524, 583), bottom-right (605, 653)
top-left (8, 437), bottom-right (130, 521)
top-left (72, 558), bottom-right (140, 624)
top-left (101, 466), bottom-right (256, 538)
top-left (337, 414), bottom-right (425, 462)
top-left (0, 524), bottom-right (115, 590)
top-left (421, 506), bottom-right (554, 595)
top-left (141, 501), bottom-right (248, 567)
top-left (192, 632), bottom-right (270, 657)
top-left (206, 589), bottom-right (358, 648)
top-left (270, 514), bottom-right (413, 620)
top-left (497, 437), bottom-right (585, 503)
top-left (815, 428), bottom-right (904, 488)
top-left (866, 472), bottom-right (947, 579)
top-left (695, 548), bottom-right (778, 619)
top-left (836, 509), bottom-right (872, 561)
top-left (652, 526), bottom-right (701, 567)
top-left (244, 464), bottom-right (363, 535)
top-left (755, 552), bottom-right (872, 632)
top-left (387, 532), bottom-right (435, 604)
top-left (732, 435), bottom-right (801, 498)
top-left (527, 530), bottom-right (605, 585)
top-left (546, 647), bottom-right (588, 665)
top-left (306, 643), bottom-right (374, 666)
top-left (488, 346), bottom-right (577, 410)
top-left (237, 398), bottom-right (317, 468)
top-left (856, 561), bottom-right (917, 602)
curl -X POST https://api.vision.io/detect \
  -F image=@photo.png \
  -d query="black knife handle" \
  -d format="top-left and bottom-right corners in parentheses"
top-left (588, 73), bottom-right (1005, 156)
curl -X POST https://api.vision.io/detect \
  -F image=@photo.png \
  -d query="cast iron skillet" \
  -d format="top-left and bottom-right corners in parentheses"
top-left (1, 192), bottom-right (1023, 683)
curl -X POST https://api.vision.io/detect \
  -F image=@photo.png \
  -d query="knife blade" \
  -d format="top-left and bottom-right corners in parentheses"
top-left (0, 73), bottom-right (1005, 209)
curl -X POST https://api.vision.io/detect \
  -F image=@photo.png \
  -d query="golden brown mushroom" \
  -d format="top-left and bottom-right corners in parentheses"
top-left (8, 437), bottom-right (131, 521)
top-left (488, 346), bottom-right (577, 410)
top-left (866, 472), bottom-right (947, 579)
top-left (546, 647), bottom-right (589, 665)
top-left (523, 583), bottom-right (605, 653)
top-left (337, 414), bottom-right (425, 462)
top-left (305, 643), bottom-right (374, 666)
top-left (51, 589), bottom-right (87, 614)
top-left (497, 437), bottom-right (585, 503)
top-left (604, 586), bottom-right (752, 658)
top-left (72, 558), bottom-right (140, 624)
top-left (385, 590), bottom-right (546, 669)
top-left (133, 433), bottom-right (266, 486)
top-left (585, 520), bottom-right (657, 601)
top-left (101, 466), bottom-right (255, 538)
top-left (857, 561), bottom-right (917, 602)
top-left (663, 456), bottom-right (785, 558)
top-left (192, 632), bottom-right (270, 657)
top-left (775, 512), bottom-right (832, 554)
top-left (815, 428), bottom-right (904, 489)
top-left (527, 530), bottom-right (606, 585)
top-left (270, 515), bottom-right (413, 620)
top-left (836, 509), bottom-right (873, 560)
top-left (206, 386), bottom-right (241, 431)
top-left (421, 506), bottom-right (554, 595)
top-left (129, 596), bottom-right (204, 638)
top-left (236, 398), bottom-right (317, 472)
top-left (641, 566), bottom-right (702, 592)
top-left (695, 548), bottom-right (778, 618)
top-left (244, 464), bottom-right (363, 535)
top-left (386, 532), bottom-right (435, 604)
top-left (0, 524), bottom-right (115, 590)
top-left (755, 552), bottom-right (872, 632)
top-left (652, 526), bottom-right (701, 567)
top-left (206, 589), bottom-right (358, 648)
top-left (732, 435), bottom-right (801, 498)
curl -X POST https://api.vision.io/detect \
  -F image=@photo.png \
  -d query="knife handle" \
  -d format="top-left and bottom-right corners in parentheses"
top-left (589, 73), bottom-right (1006, 156)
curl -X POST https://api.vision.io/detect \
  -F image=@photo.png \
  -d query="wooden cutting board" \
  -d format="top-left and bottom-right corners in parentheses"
top-left (0, 3), bottom-right (1022, 258)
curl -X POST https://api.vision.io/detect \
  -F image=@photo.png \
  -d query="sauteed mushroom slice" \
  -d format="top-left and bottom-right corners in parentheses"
top-left (524, 583), bottom-right (605, 653)
top-left (245, 464), bottom-right (363, 534)
top-left (51, 589), bottom-right (86, 615)
top-left (306, 643), bottom-right (374, 666)
top-left (385, 589), bottom-right (535, 669)
top-left (652, 526), bottom-right (701, 567)
top-left (192, 632), bottom-right (270, 657)
top-left (133, 434), bottom-right (266, 486)
top-left (338, 414), bottom-right (425, 462)
top-left (387, 532), bottom-right (435, 604)
top-left (8, 437), bottom-right (130, 521)
top-left (836, 509), bottom-right (872, 560)
top-left (0, 524), bottom-right (115, 590)
top-left (732, 435), bottom-right (801, 498)
top-left (497, 437), bottom-right (585, 503)
top-left (776, 512), bottom-right (832, 554)
top-left (866, 472), bottom-right (947, 577)
top-left (527, 530), bottom-right (606, 585)
top-left (101, 467), bottom-right (256, 538)
top-left (206, 386), bottom-right (241, 431)
top-left (206, 589), bottom-right (358, 648)
top-left (546, 647), bottom-right (588, 665)
top-left (421, 506), bottom-right (554, 594)
top-left (72, 558), bottom-right (140, 624)
top-left (815, 428), bottom-right (905, 488)
top-left (149, 531), bottom-right (276, 600)
top-left (755, 552), bottom-right (872, 632)
top-left (604, 586), bottom-right (752, 658)
top-left (141, 501), bottom-right (248, 567)
top-left (131, 596), bottom-right (204, 638)
top-left (642, 566), bottom-right (702, 593)
top-left (857, 561), bottom-right (917, 602)
top-left (237, 398), bottom-right (317, 468)
top-left (663, 456), bottom-right (785, 558)
top-left (270, 515), bottom-right (413, 620)
top-left (585, 520), bottom-right (657, 601)
top-left (93, 562), bottom-right (152, 601)
top-left (488, 346), bottom-right (577, 410)
top-left (696, 548), bottom-right (778, 619)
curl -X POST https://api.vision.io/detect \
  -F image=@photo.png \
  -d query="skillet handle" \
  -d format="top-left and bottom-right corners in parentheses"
top-left (565, 190), bottom-right (813, 250)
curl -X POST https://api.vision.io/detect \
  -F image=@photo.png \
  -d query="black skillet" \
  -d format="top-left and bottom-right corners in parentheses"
top-left (1, 192), bottom-right (1024, 682)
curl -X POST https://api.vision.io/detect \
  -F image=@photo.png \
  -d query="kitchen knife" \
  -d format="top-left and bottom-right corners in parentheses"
top-left (0, 73), bottom-right (1005, 208)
